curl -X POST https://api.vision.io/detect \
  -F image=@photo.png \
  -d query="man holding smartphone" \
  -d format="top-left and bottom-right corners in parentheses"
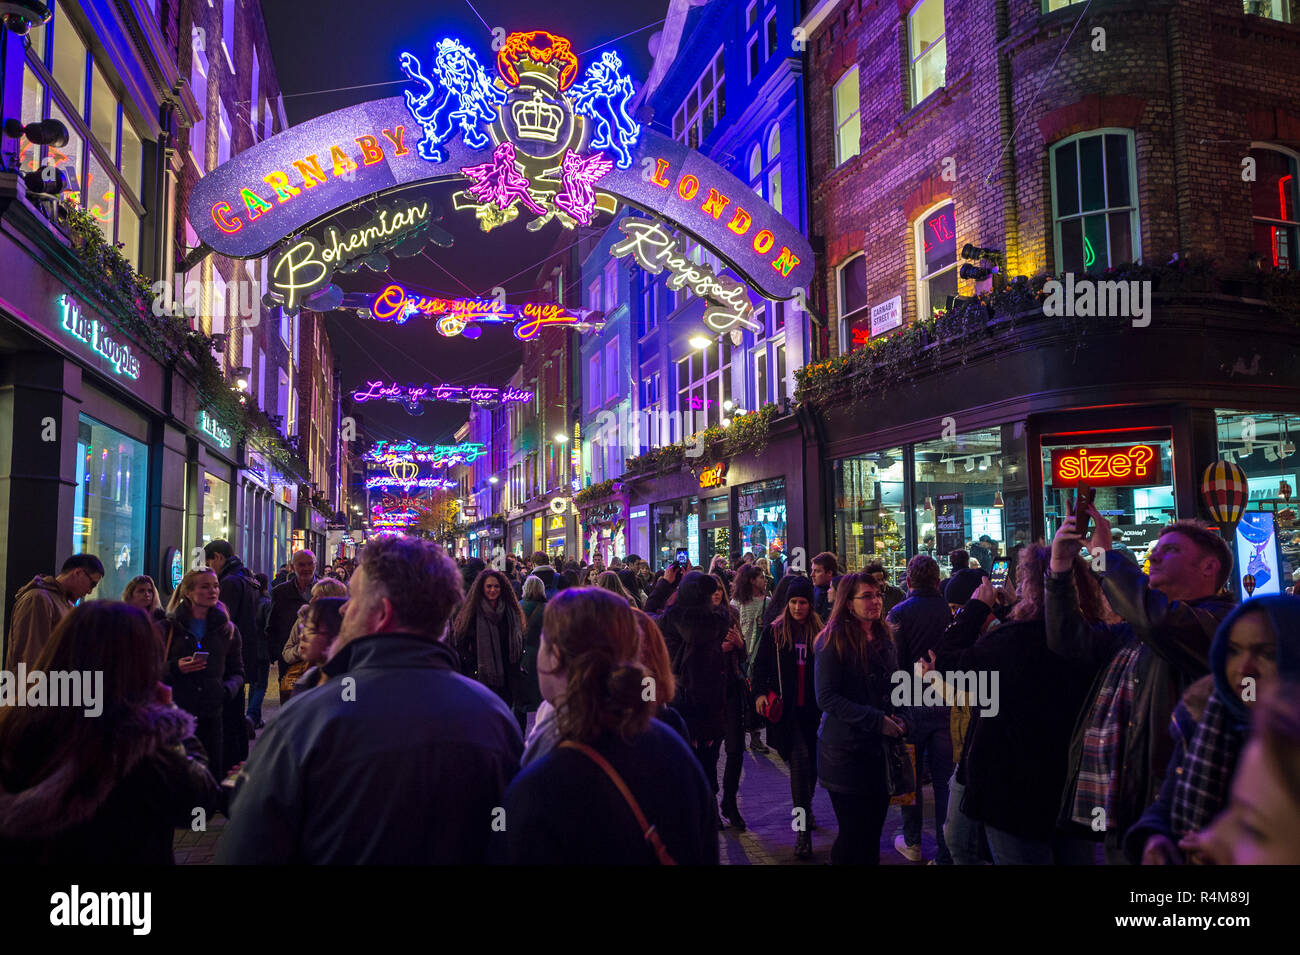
top-left (1045, 503), bottom-right (1235, 864)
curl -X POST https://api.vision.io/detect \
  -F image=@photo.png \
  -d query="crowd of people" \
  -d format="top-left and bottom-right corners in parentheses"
top-left (1, 502), bottom-right (1298, 866)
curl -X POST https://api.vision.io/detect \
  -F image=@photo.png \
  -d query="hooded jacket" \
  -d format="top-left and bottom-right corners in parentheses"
top-left (1123, 595), bottom-right (1300, 860)
top-left (1046, 550), bottom-right (1235, 848)
top-left (217, 632), bottom-right (523, 864)
top-left (4, 575), bottom-right (74, 670)
top-left (0, 705), bottom-right (223, 864)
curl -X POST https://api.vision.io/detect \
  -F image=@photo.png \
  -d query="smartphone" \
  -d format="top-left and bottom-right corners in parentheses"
top-left (676, 548), bottom-right (689, 566)
top-left (191, 651), bottom-right (210, 665)
top-left (990, 559), bottom-right (1009, 588)
top-left (1073, 482), bottom-right (1094, 540)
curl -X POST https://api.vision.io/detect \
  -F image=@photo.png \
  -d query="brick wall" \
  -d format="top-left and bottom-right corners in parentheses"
top-left (806, 0), bottom-right (1300, 357)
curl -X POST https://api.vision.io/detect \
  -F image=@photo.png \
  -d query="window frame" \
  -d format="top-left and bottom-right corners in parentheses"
top-left (915, 200), bottom-right (959, 322)
top-left (673, 47), bottom-right (725, 148)
top-left (1248, 143), bottom-right (1300, 271)
top-left (833, 66), bottom-right (861, 167)
top-left (908, 0), bottom-right (948, 107)
top-left (1049, 128), bottom-right (1142, 273)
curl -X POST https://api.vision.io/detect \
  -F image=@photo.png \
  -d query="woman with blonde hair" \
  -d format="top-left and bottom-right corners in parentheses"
top-left (452, 568), bottom-right (526, 708)
top-left (162, 568), bottom-right (244, 776)
top-left (280, 578), bottom-right (350, 672)
top-left (596, 570), bottom-right (635, 605)
top-left (501, 587), bottom-right (718, 864)
top-left (122, 575), bottom-right (166, 622)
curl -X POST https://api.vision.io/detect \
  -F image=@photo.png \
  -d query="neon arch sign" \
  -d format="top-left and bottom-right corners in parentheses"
top-left (186, 30), bottom-right (812, 303)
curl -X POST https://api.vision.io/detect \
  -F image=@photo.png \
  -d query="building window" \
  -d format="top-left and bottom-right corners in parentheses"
top-left (748, 37), bottom-right (760, 83)
top-left (1051, 130), bottom-right (1141, 273)
top-left (766, 125), bottom-right (782, 215)
top-left (1250, 147), bottom-right (1299, 271)
top-left (1242, 0), bottom-right (1293, 21)
top-left (773, 336), bottom-right (787, 402)
top-left (190, 46), bottom-right (209, 173)
top-left (917, 201), bottom-right (958, 320)
top-left (588, 276), bottom-right (601, 311)
top-left (673, 48), bottom-right (725, 148)
top-left (74, 415), bottom-right (148, 603)
top-left (1044, 0), bottom-right (1088, 10)
top-left (838, 252), bottom-right (869, 349)
top-left (765, 12), bottom-right (778, 60)
top-left (833, 67), bottom-right (860, 166)
top-left (746, 1), bottom-right (757, 28)
top-left (218, 100), bottom-right (232, 169)
top-left (908, 0), bottom-right (947, 106)
top-left (603, 260), bottom-right (619, 312)
top-left (588, 353), bottom-right (602, 411)
top-left (833, 450), bottom-right (908, 581)
top-left (638, 275), bottom-right (657, 337)
top-left (754, 349), bottom-right (768, 407)
top-left (604, 337), bottom-right (619, 400)
top-left (1216, 409), bottom-right (1300, 593)
top-left (748, 144), bottom-right (762, 183)
top-left (222, 0), bottom-right (236, 72)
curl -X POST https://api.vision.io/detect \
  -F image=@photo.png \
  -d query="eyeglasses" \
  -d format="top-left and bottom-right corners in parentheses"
top-left (82, 569), bottom-right (102, 588)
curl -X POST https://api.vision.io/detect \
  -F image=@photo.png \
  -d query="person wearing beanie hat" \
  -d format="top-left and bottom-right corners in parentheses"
top-left (944, 568), bottom-right (986, 609)
top-left (752, 574), bottom-right (825, 858)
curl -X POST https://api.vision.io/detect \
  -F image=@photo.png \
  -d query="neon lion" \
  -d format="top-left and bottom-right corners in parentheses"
top-left (570, 51), bottom-right (641, 170)
top-left (400, 38), bottom-right (506, 164)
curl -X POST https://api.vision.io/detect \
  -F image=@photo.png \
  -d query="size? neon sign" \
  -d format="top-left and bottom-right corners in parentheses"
top-left (1050, 445), bottom-right (1162, 487)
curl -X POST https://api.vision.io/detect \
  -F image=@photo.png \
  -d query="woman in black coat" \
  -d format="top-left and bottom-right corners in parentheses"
top-left (162, 569), bottom-right (245, 778)
top-left (752, 576), bottom-right (825, 858)
top-left (451, 569), bottom-right (526, 708)
top-left (815, 572), bottom-right (906, 865)
top-left (0, 602), bottom-right (224, 864)
top-left (658, 571), bottom-right (733, 828)
top-left (516, 574), bottom-right (548, 733)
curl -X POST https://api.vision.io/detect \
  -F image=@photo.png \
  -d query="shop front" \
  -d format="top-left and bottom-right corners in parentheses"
top-left (580, 497), bottom-right (628, 565)
top-left (810, 301), bottom-right (1300, 600)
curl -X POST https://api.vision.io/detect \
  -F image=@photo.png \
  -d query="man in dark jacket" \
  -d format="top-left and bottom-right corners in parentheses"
top-left (267, 550), bottom-right (317, 685)
top-left (811, 552), bottom-right (839, 620)
top-left (218, 535), bottom-right (523, 864)
top-left (205, 540), bottom-right (260, 763)
top-left (1046, 510), bottom-right (1235, 863)
top-left (887, 553), bottom-right (956, 863)
top-left (530, 551), bottom-right (557, 598)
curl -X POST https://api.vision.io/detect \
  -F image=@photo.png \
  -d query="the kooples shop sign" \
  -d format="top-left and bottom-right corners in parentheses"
top-left (188, 65), bottom-right (811, 300)
top-left (58, 295), bottom-right (141, 380)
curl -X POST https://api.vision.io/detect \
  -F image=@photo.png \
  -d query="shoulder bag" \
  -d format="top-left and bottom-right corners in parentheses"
top-left (559, 740), bottom-right (677, 865)
top-left (885, 737), bottom-right (918, 805)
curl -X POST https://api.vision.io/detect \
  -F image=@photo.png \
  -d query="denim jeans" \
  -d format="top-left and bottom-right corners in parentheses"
top-left (245, 660), bottom-right (269, 721)
top-left (987, 825), bottom-right (1100, 865)
top-left (944, 771), bottom-right (987, 865)
top-left (901, 710), bottom-right (953, 863)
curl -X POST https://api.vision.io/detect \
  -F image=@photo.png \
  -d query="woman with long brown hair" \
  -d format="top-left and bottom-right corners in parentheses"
top-left (753, 576), bottom-right (825, 858)
top-left (122, 575), bottom-right (166, 622)
top-left (163, 568), bottom-right (244, 777)
top-left (500, 587), bottom-right (717, 864)
top-left (814, 571), bottom-right (905, 864)
top-left (451, 568), bottom-right (525, 709)
top-left (711, 571), bottom-right (751, 828)
top-left (0, 602), bottom-right (223, 863)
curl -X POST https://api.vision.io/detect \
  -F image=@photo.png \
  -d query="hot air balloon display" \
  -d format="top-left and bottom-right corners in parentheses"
top-left (1200, 459), bottom-right (1249, 525)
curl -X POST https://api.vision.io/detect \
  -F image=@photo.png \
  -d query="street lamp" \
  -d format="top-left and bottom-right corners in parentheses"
top-left (689, 335), bottom-right (711, 350)
top-left (489, 475), bottom-right (499, 484)
top-left (554, 433), bottom-right (569, 444)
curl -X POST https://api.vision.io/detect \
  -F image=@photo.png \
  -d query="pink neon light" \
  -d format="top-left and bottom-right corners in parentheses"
top-left (460, 141), bottom-right (546, 215)
top-left (554, 149), bottom-right (613, 226)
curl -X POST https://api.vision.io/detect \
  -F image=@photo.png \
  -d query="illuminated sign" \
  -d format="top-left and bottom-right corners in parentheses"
top-left (549, 496), bottom-right (570, 515)
top-left (198, 410), bottom-right (232, 449)
top-left (58, 295), bottom-right (141, 380)
top-left (1050, 445), bottom-right (1163, 487)
top-left (364, 472), bottom-right (457, 491)
top-left (609, 217), bottom-right (759, 335)
top-left (364, 283), bottom-right (594, 340)
top-left (351, 380), bottom-right (533, 407)
top-left (186, 34), bottom-right (811, 301)
top-left (700, 462), bottom-right (729, 489)
top-left (570, 420), bottom-right (581, 493)
top-left (268, 200), bottom-right (436, 309)
top-left (363, 439), bottom-right (488, 468)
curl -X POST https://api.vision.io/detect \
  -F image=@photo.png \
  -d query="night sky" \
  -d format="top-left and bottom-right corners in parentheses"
top-left (260, 0), bottom-right (663, 444)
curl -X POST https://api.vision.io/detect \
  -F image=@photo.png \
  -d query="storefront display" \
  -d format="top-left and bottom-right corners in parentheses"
top-left (737, 478), bottom-right (786, 561)
top-left (1217, 409), bottom-right (1299, 589)
top-left (653, 497), bottom-right (698, 569)
top-left (202, 471), bottom-right (232, 547)
top-left (73, 415), bottom-right (148, 601)
top-left (833, 448), bottom-right (907, 581)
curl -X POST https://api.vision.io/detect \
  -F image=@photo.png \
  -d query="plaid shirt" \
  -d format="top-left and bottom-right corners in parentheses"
top-left (1072, 642), bottom-right (1142, 828)
top-left (1170, 694), bottom-right (1244, 838)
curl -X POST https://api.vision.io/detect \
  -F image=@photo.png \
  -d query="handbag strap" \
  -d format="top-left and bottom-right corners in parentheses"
top-left (163, 622), bottom-right (175, 661)
top-left (559, 740), bottom-right (677, 865)
top-left (775, 624), bottom-right (783, 700)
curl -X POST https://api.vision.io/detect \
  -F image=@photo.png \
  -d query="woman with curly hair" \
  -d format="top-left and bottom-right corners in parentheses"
top-left (452, 568), bottom-right (526, 708)
top-left (500, 588), bottom-right (717, 864)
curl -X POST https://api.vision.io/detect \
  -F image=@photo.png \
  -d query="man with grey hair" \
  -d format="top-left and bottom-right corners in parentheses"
top-left (267, 550), bottom-right (317, 687)
top-left (219, 536), bottom-right (522, 863)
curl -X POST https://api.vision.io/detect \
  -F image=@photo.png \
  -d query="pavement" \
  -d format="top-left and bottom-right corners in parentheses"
top-left (178, 681), bottom-right (942, 865)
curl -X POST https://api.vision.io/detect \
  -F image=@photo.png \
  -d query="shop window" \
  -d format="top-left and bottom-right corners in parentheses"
top-left (85, 151), bottom-right (115, 241)
top-left (754, 349), bottom-right (768, 407)
top-left (654, 498), bottom-right (700, 569)
top-left (908, 0), bottom-right (947, 106)
top-left (738, 478), bottom-right (786, 562)
top-left (74, 415), bottom-right (148, 602)
top-left (1041, 434), bottom-right (1175, 568)
top-left (916, 201), bottom-right (958, 321)
top-left (51, 2), bottom-right (87, 115)
top-left (47, 100), bottom-right (83, 204)
top-left (1044, 0), bottom-right (1087, 10)
top-left (913, 429), bottom-right (1021, 577)
top-left (1217, 409), bottom-right (1299, 589)
top-left (833, 66), bottom-right (860, 166)
top-left (1249, 147), bottom-right (1299, 271)
top-left (833, 449), bottom-right (908, 582)
top-left (1051, 130), bottom-right (1140, 273)
top-left (118, 204), bottom-right (140, 271)
top-left (89, 64), bottom-right (116, 158)
top-left (18, 63), bottom-right (45, 173)
top-left (120, 119), bottom-right (142, 196)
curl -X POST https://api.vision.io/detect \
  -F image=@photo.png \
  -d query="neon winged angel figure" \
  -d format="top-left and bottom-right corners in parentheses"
top-left (554, 149), bottom-right (614, 225)
top-left (570, 51), bottom-right (641, 170)
top-left (400, 38), bottom-right (507, 163)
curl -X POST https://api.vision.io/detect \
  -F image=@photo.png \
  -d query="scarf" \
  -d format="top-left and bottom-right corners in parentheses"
top-left (1170, 694), bottom-right (1245, 839)
top-left (474, 597), bottom-right (521, 689)
top-left (1072, 641), bottom-right (1141, 828)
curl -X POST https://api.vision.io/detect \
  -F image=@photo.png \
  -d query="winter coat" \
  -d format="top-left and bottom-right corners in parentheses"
top-left (643, 576), bottom-right (677, 614)
top-left (0, 704), bottom-right (224, 864)
top-left (932, 612), bottom-right (1096, 840)
top-left (267, 577), bottom-right (314, 662)
top-left (751, 619), bottom-right (821, 761)
top-left (532, 565), bottom-right (558, 598)
top-left (1123, 594), bottom-right (1300, 861)
top-left (815, 629), bottom-right (899, 794)
top-left (518, 597), bottom-right (546, 711)
top-left (217, 632), bottom-right (523, 864)
top-left (1046, 550), bottom-right (1235, 848)
top-left (659, 603), bottom-right (731, 739)
top-left (216, 558), bottom-right (261, 673)
top-left (4, 575), bottom-right (73, 669)
top-left (161, 606), bottom-right (245, 718)
top-left (500, 720), bottom-right (719, 865)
